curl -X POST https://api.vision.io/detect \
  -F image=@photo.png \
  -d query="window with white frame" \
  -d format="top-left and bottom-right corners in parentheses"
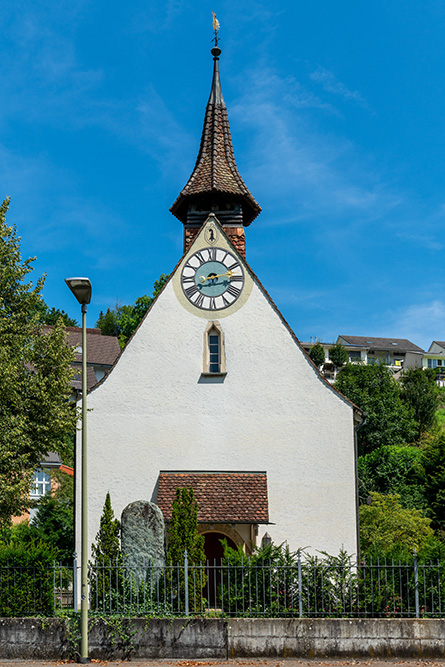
top-left (31, 469), bottom-right (51, 498)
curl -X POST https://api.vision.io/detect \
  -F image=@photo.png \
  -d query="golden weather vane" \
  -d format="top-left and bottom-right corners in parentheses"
top-left (212, 12), bottom-right (220, 46)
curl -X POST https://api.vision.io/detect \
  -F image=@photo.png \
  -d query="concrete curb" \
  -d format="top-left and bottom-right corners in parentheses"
top-left (0, 617), bottom-right (444, 660)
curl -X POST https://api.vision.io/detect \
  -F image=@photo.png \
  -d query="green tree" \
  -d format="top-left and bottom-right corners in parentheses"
top-left (329, 342), bottom-right (348, 368)
top-left (359, 492), bottom-right (438, 559)
top-left (309, 342), bottom-right (325, 368)
top-left (91, 492), bottom-right (121, 564)
top-left (167, 487), bottom-right (206, 612)
top-left (96, 274), bottom-right (169, 348)
top-left (400, 367), bottom-right (439, 440)
top-left (358, 445), bottom-right (426, 510)
top-left (90, 492), bottom-right (121, 611)
top-left (0, 198), bottom-right (77, 525)
top-left (167, 487), bottom-right (205, 566)
top-left (335, 363), bottom-right (415, 456)
top-left (33, 301), bottom-right (78, 327)
top-left (421, 431), bottom-right (445, 533)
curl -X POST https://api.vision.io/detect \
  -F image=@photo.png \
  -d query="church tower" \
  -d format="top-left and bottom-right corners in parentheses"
top-left (169, 45), bottom-right (261, 258)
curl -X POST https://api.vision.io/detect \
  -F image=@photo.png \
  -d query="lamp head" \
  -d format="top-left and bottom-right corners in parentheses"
top-left (65, 277), bottom-right (92, 305)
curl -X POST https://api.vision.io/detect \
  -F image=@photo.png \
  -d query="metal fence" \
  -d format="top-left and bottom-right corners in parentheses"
top-left (1, 552), bottom-right (444, 618)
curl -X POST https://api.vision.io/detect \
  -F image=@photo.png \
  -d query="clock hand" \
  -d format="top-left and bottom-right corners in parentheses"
top-left (199, 270), bottom-right (234, 283)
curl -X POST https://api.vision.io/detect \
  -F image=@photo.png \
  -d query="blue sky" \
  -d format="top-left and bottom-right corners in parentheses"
top-left (2, 0), bottom-right (445, 349)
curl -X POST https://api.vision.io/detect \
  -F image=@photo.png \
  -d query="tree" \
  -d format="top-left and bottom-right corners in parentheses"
top-left (0, 198), bottom-right (77, 525)
top-left (96, 274), bottom-right (169, 348)
top-left (167, 487), bottom-right (205, 566)
top-left (309, 342), bottom-right (325, 368)
top-left (90, 492), bottom-right (121, 611)
top-left (335, 363), bottom-right (415, 456)
top-left (329, 342), bottom-right (348, 369)
top-left (359, 492), bottom-right (439, 559)
top-left (421, 431), bottom-right (445, 533)
top-left (400, 367), bottom-right (439, 440)
top-left (167, 487), bottom-right (206, 612)
top-left (358, 445), bottom-right (426, 510)
top-left (91, 492), bottom-right (121, 564)
top-left (33, 301), bottom-right (78, 327)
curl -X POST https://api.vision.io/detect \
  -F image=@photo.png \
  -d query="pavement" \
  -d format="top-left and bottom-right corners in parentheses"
top-left (0, 659), bottom-right (444, 667)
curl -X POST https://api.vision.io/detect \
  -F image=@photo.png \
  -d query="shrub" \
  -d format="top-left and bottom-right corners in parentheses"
top-left (0, 541), bottom-right (58, 616)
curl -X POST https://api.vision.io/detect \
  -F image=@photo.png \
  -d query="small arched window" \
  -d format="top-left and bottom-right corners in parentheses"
top-left (203, 321), bottom-right (226, 375)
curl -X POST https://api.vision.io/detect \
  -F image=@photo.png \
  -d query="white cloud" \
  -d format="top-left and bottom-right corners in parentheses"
top-left (230, 66), bottom-right (398, 228)
top-left (386, 300), bottom-right (445, 350)
top-left (309, 67), bottom-right (368, 108)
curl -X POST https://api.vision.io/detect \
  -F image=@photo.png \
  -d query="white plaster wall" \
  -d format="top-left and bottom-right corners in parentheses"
top-left (77, 279), bottom-right (357, 561)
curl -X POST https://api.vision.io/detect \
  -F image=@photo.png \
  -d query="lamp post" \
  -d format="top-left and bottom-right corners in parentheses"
top-left (65, 277), bottom-right (92, 664)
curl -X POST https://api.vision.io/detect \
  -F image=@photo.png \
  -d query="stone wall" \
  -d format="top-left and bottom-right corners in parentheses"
top-left (1, 617), bottom-right (445, 660)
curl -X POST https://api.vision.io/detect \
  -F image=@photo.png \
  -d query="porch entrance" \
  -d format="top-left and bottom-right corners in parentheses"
top-left (204, 532), bottom-right (237, 608)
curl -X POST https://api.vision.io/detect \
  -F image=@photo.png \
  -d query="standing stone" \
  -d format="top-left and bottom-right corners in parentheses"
top-left (121, 500), bottom-right (165, 584)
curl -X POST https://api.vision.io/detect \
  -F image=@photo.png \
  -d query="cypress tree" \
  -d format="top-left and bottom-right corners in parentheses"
top-left (91, 492), bottom-right (120, 564)
top-left (168, 487), bottom-right (205, 565)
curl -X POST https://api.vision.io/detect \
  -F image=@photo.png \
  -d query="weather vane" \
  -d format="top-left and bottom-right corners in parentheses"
top-left (212, 12), bottom-right (220, 46)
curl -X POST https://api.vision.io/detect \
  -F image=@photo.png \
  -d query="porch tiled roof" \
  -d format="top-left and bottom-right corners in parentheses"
top-left (157, 471), bottom-right (269, 524)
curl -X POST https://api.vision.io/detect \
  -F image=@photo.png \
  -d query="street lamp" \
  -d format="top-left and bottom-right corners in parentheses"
top-left (65, 277), bottom-right (91, 664)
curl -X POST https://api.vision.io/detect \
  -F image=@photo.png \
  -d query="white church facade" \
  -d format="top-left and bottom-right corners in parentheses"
top-left (76, 43), bottom-right (361, 562)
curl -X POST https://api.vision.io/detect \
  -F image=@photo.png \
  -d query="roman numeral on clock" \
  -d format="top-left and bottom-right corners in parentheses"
top-left (194, 293), bottom-right (205, 308)
top-left (227, 284), bottom-right (241, 298)
top-left (194, 250), bottom-right (207, 264)
top-left (185, 285), bottom-right (198, 298)
top-left (227, 261), bottom-right (240, 272)
top-left (208, 248), bottom-right (217, 261)
top-left (230, 274), bottom-right (243, 283)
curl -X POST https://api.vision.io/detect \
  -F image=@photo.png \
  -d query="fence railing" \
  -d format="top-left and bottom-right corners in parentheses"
top-left (1, 551), bottom-right (444, 618)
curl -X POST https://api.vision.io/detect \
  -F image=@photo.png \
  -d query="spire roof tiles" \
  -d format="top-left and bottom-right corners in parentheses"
top-left (170, 46), bottom-right (261, 226)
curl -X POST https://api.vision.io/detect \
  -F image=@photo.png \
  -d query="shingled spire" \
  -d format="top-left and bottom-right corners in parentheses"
top-left (170, 44), bottom-right (261, 257)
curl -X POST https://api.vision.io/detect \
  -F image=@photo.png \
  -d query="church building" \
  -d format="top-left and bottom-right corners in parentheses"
top-left (76, 42), bottom-right (362, 562)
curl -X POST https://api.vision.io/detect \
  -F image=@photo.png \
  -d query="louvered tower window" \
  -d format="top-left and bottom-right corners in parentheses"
top-left (208, 331), bottom-right (220, 373)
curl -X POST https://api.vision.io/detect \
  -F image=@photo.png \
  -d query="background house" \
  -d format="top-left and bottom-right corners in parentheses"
top-left (302, 335), bottom-right (425, 383)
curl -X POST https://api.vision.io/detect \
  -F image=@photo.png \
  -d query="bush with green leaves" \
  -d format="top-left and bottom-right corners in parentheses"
top-left (218, 540), bottom-right (300, 616)
top-left (359, 492), bottom-right (440, 560)
top-left (0, 541), bottom-right (58, 616)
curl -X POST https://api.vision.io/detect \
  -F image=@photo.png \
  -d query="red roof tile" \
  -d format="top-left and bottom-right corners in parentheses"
top-left (157, 471), bottom-right (269, 524)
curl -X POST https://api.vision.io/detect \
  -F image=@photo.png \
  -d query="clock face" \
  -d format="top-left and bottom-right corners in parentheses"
top-left (181, 247), bottom-right (244, 311)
